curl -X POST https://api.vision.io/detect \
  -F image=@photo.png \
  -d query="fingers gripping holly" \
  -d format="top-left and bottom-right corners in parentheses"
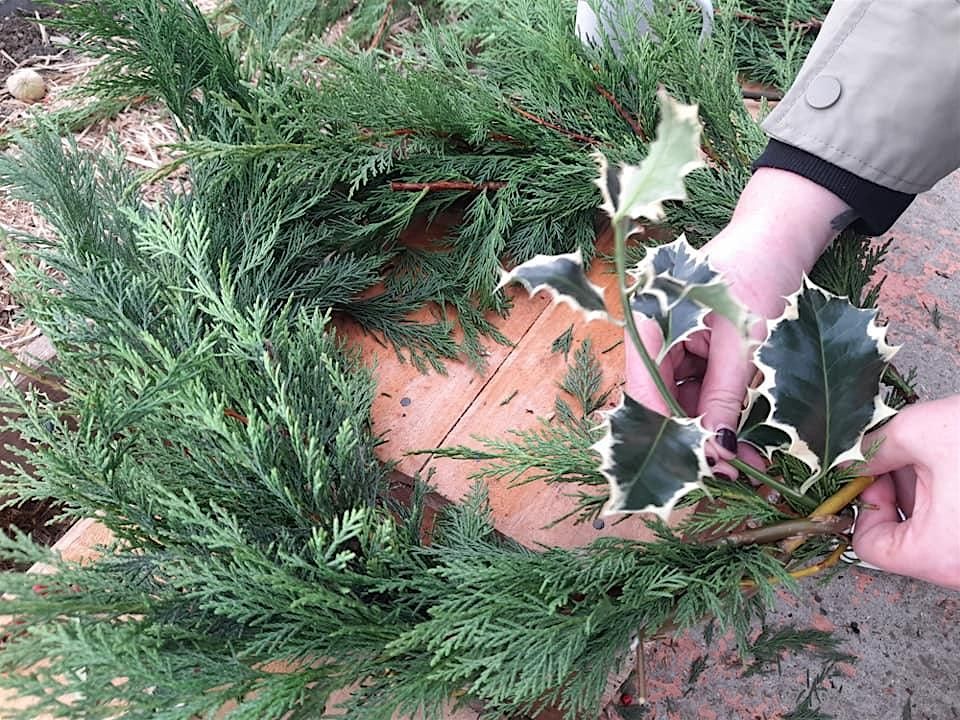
top-left (500, 91), bottom-right (898, 521)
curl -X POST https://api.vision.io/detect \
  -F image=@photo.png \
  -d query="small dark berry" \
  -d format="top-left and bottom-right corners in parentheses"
top-left (592, 517), bottom-right (605, 530)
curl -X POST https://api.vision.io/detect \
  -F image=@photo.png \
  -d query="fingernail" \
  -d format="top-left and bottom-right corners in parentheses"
top-left (714, 473), bottom-right (732, 482)
top-left (716, 427), bottom-right (738, 454)
top-left (707, 457), bottom-right (716, 467)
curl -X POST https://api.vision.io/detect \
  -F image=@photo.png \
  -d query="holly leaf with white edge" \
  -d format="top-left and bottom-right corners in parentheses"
top-left (756, 278), bottom-right (898, 493)
top-left (498, 249), bottom-right (608, 321)
top-left (595, 90), bottom-right (704, 224)
top-left (596, 394), bottom-right (710, 518)
top-left (631, 290), bottom-right (709, 363)
top-left (737, 389), bottom-right (790, 454)
top-left (629, 236), bottom-right (752, 359)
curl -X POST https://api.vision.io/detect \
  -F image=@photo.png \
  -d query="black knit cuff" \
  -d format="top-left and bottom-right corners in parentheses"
top-left (753, 139), bottom-right (915, 236)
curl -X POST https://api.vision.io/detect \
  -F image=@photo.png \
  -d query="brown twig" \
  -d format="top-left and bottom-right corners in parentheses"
top-left (786, 542), bottom-right (848, 580)
top-left (223, 407), bottom-right (250, 426)
top-left (741, 542), bottom-right (850, 591)
top-left (635, 631), bottom-right (648, 705)
top-left (510, 105), bottom-right (600, 145)
top-left (368, 0), bottom-right (395, 49)
top-left (389, 180), bottom-right (507, 192)
top-left (700, 135), bottom-right (728, 170)
top-left (595, 84), bottom-right (646, 140)
top-left (708, 515), bottom-right (853, 548)
top-left (741, 88), bottom-right (783, 101)
top-left (792, 18), bottom-right (823, 32)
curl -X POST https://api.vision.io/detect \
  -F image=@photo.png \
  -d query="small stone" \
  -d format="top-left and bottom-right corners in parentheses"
top-left (6, 69), bottom-right (47, 103)
top-left (592, 517), bottom-right (605, 530)
top-left (399, 397), bottom-right (411, 407)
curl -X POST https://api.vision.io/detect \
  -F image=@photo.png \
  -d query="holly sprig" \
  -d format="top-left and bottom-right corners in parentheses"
top-left (500, 90), bottom-right (897, 520)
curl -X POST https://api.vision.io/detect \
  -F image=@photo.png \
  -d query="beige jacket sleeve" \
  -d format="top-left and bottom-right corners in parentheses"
top-left (762, 0), bottom-right (960, 194)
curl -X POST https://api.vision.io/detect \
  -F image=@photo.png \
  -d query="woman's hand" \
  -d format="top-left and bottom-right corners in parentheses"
top-left (625, 168), bottom-right (853, 474)
top-left (853, 397), bottom-right (960, 590)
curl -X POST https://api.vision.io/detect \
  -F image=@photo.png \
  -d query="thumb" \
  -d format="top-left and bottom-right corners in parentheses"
top-left (852, 474), bottom-right (916, 575)
top-left (860, 413), bottom-right (923, 478)
top-left (697, 315), bottom-right (755, 457)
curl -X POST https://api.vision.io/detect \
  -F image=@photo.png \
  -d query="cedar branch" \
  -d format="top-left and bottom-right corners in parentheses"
top-left (635, 631), bottom-right (647, 704)
top-left (390, 180), bottom-right (507, 192)
top-left (510, 104), bottom-right (600, 144)
top-left (595, 84), bottom-right (646, 140)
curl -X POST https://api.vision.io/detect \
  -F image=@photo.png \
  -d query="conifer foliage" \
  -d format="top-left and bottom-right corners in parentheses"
top-left (0, 1), bottom-right (885, 718)
top-left (0, 127), bottom-right (793, 717)
top-left (34, 0), bottom-right (858, 370)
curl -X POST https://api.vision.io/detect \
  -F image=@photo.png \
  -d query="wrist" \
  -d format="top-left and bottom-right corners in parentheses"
top-left (701, 169), bottom-right (852, 319)
top-left (729, 167), bottom-right (851, 271)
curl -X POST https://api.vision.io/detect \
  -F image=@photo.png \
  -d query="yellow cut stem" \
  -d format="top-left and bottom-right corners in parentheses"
top-left (780, 475), bottom-right (874, 556)
top-left (741, 542), bottom-right (849, 590)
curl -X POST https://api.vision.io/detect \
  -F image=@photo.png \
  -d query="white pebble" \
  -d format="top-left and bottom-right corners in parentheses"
top-left (5, 69), bottom-right (47, 103)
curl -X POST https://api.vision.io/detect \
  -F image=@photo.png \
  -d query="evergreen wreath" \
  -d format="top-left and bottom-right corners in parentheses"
top-left (0, 1), bottom-right (911, 718)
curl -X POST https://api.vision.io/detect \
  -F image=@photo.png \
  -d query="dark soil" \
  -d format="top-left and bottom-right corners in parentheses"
top-left (1, 499), bottom-right (71, 571)
top-left (0, 14), bottom-right (55, 66)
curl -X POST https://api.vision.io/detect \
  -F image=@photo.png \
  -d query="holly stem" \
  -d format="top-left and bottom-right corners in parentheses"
top-left (729, 458), bottom-right (818, 512)
top-left (612, 218), bottom-right (685, 417)
top-left (611, 217), bottom-right (841, 519)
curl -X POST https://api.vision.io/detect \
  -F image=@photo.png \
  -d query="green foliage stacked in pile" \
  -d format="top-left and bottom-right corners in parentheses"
top-left (729, 0), bottom-right (833, 90)
top-left (0, 134), bottom-right (792, 720)
top-left (40, 0), bottom-right (865, 372)
top-left (0, 3), bottom-right (883, 717)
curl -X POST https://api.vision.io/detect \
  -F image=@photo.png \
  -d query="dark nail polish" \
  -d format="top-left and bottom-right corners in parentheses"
top-left (716, 427), bottom-right (738, 453)
top-left (707, 457), bottom-right (716, 467)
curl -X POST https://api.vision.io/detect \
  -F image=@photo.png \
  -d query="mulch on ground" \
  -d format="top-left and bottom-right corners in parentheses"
top-left (0, 9), bottom-right (72, 564)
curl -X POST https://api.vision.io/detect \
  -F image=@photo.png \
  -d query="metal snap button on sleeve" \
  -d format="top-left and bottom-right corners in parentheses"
top-left (805, 75), bottom-right (842, 109)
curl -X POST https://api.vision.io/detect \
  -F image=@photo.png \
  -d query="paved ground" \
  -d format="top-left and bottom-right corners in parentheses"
top-left (629, 171), bottom-right (960, 720)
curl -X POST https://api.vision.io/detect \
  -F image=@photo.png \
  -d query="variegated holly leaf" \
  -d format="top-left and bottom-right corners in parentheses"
top-left (596, 394), bottom-right (709, 519)
top-left (631, 290), bottom-right (709, 363)
top-left (595, 90), bottom-right (704, 224)
top-left (756, 278), bottom-right (898, 493)
top-left (629, 236), bottom-right (752, 359)
top-left (737, 390), bottom-right (790, 454)
top-left (498, 249), bottom-right (608, 321)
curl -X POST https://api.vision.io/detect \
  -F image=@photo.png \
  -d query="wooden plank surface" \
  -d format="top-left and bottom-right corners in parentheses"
top-left (416, 247), bottom-right (659, 549)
